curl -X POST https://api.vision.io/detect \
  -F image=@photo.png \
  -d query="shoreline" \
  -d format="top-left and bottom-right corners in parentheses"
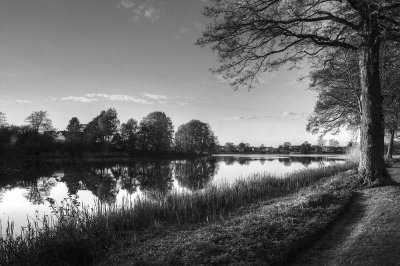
top-left (100, 168), bottom-right (360, 265)
top-left (0, 163), bottom-right (357, 265)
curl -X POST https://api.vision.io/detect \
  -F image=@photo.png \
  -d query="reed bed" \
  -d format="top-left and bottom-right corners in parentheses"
top-left (0, 162), bottom-right (357, 265)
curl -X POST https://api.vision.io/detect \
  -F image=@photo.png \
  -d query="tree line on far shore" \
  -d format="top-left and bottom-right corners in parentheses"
top-left (0, 109), bottom-right (218, 159)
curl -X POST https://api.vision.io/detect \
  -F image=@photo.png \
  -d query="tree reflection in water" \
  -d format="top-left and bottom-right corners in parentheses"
top-left (0, 156), bottom-right (343, 206)
top-left (135, 161), bottom-right (173, 198)
top-left (174, 158), bottom-right (218, 191)
top-left (24, 177), bottom-right (58, 205)
top-left (0, 165), bottom-right (58, 205)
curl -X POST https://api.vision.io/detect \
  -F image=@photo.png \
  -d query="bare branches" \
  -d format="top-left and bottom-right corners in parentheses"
top-left (198, 0), bottom-right (400, 89)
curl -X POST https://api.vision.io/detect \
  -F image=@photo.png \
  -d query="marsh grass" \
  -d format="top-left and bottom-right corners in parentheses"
top-left (0, 162), bottom-right (357, 265)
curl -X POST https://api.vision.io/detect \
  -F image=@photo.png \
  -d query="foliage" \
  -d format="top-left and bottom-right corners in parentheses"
top-left (198, 0), bottom-right (400, 183)
top-left (224, 142), bottom-right (236, 153)
top-left (98, 108), bottom-right (120, 143)
top-left (299, 141), bottom-right (312, 154)
top-left (120, 118), bottom-right (138, 152)
top-left (24, 111), bottom-right (53, 132)
top-left (65, 117), bottom-right (83, 146)
top-left (66, 117), bottom-right (82, 132)
top-left (120, 118), bottom-right (137, 142)
top-left (381, 44), bottom-right (400, 137)
top-left (0, 108), bottom-right (219, 158)
top-left (175, 120), bottom-right (218, 154)
top-left (197, 0), bottom-right (400, 89)
top-left (306, 51), bottom-right (361, 136)
top-left (307, 46), bottom-right (400, 137)
top-left (137, 112), bottom-right (174, 152)
top-left (83, 111), bottom-right (105, 148)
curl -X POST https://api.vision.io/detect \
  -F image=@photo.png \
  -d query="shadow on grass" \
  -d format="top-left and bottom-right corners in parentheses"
top-left (290, 191), bottom-right (368, 266)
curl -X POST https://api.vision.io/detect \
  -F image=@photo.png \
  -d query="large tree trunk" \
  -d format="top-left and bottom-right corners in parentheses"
top-left (387, 131), bottom-right (395, 160)
top-left (358, 25), bottom-right (387, 185)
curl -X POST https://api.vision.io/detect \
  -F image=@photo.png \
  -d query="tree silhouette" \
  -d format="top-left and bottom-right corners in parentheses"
top-left (24, 111), bottom-right (53, 132)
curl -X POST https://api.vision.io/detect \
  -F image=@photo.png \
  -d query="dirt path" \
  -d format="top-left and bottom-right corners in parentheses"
top-left (292, 162), bottom-right (400, 266)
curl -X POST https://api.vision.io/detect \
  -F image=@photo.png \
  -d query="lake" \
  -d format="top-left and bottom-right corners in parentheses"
top-left (0, 154), bottom-right (346, 235)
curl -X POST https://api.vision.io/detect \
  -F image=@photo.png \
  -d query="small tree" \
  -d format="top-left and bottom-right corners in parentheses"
top-left (300, 141), bottom-right (312, 154)
top-left (224, 142), bottom-right (236, 153)
top-left (66, 117), bottom-right (82, 132)
top-left (24, 111), bottom-right (53, 132)
top-left (0, 112), bottom-right (7, 128)
top-left (317, 137), bottom-right (327, 148)
top-left (65, 117), bottom-right (83, 145)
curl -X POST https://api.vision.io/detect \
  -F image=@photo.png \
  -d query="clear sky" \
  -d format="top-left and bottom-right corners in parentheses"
top-left (0, 0), bottom-right (350, 147)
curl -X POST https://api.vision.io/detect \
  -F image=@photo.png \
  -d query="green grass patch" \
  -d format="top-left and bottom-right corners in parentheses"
top-left (0, 162), bottom-right (357, 265)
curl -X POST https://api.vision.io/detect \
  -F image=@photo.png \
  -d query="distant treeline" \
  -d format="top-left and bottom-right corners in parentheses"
top-left (217, 140), bottom-right (348, 154)
top-left (0, 109), bottom-right (218, 160)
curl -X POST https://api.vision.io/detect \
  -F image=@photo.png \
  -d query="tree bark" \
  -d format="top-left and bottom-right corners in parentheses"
top-left (387, 131), bottom-right (395, 160)
top-left (357, 18), bottom-right (387, 184)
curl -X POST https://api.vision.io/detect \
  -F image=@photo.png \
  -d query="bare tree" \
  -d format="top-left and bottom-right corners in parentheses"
top-left (24, 111), bottom-right (53, 132)
top-left (198, 0), bottom-right (400, 184)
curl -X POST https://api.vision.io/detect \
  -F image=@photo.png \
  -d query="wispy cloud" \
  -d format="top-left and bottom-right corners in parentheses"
top-left (60, 93), bottom-right (195, 106)
top-left (61, 94), bottom-right (152, 104)
top-left (143, 93), bottom-right (194, 105)
top-left (282, 111), bottom-right (308, 118)
top-left (15, 99), bottom-right (32, 103)
top-left (143, 93), bottom-right (168, 100)
top-left (119, 0), bottom-right (162, 23)
top-left (225, 114), bottom-right (276, 120)
top-left (85, 93), bottom-right (153, 104)
top-left (225, 111), bottom-right (308, 121)
top-left (61, 96), bottom-right (97, 103)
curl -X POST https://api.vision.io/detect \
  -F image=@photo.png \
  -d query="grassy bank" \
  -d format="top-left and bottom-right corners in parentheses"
top-left (102, 168), bottom-right (360, 265)
top-left (0, 162), bottom-right (357, 265)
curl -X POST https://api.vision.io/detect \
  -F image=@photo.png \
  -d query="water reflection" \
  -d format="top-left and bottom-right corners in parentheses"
top-left (0, 156), bottom-right (344, 205)
top-left (0, 155), bottom-right (344, 233)
top-left (175, 158), bottom-right (218, 191)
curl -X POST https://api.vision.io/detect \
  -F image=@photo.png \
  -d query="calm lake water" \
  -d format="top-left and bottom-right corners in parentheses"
top-left (0, 154), bottom-right (346, 235)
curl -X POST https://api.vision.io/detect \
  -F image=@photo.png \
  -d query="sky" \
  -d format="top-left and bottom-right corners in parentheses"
top-left (0, 0), bottom-right (351, 147)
